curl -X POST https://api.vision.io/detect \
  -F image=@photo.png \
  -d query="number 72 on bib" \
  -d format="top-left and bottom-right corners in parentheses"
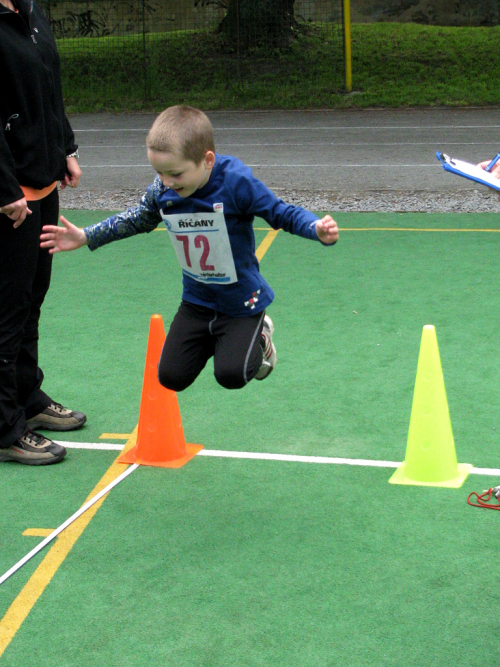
top-left (161, 211), bottom-right (238, 284)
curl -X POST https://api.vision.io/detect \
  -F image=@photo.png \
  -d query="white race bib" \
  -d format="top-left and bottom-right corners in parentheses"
top-left (160, 211), bottom-right (237, 284)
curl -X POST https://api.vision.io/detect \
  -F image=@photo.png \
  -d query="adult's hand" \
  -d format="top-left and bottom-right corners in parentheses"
top-left (60, 156), bottom-right (81, 190)
top-left (478, 160), bottom-right (500, 179)
top-left (0, 197), bottom-right (32, 228)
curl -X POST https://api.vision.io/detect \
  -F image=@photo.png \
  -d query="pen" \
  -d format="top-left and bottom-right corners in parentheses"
top-left (485, 151), bottom-right (500, 172)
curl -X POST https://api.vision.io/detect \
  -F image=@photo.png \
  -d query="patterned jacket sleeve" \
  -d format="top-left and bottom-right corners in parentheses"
top-left (84, 178), bottom-right (163, 251)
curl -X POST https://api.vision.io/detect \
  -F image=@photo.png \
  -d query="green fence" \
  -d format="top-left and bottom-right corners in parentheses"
top-left (40, 0), bottom-right (348, 108)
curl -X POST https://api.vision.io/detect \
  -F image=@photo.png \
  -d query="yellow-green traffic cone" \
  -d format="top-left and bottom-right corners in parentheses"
top-left (389, 325), bottom-right (472, 488)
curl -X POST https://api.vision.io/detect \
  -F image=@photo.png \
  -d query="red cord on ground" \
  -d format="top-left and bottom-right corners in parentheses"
top-left (467, 488), bottom-right (500, 510)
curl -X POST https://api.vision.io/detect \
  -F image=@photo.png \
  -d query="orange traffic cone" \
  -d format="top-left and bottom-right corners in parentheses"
top-left (118, 315), bottom-right (203, 468)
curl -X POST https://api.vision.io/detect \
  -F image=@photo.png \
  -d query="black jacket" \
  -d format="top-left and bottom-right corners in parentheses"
top-left (0, 0), bottom-right (77, 206)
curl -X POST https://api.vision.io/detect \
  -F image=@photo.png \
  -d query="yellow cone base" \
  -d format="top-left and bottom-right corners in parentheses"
top-left (117, 443), bottom-right (203, 469)
top-left (389, 462), bottom-right (472, 488)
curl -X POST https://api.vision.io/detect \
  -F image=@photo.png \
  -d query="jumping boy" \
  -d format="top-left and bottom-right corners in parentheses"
top-left (40, 106), bottom-right (339, 391)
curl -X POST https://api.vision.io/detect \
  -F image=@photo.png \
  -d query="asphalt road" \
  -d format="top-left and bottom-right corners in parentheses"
top-left (67, 106), bottom-right (500, 194)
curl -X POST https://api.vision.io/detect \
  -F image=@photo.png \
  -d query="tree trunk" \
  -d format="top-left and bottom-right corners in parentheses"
top-left (219, 0), bottom-right (297, 50)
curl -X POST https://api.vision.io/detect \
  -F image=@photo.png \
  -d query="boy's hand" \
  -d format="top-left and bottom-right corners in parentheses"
top-left (40, 215), bottom-right (88, 254)
top-left (316, 215), bottom-right (339, 244)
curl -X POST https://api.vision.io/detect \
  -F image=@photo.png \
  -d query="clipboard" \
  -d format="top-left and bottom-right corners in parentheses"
top-left (436, 151), bottom-right (500, 192)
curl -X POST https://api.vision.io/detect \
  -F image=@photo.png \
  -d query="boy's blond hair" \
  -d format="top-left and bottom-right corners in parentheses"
top-left (146, 105), bottom-right (215, 165)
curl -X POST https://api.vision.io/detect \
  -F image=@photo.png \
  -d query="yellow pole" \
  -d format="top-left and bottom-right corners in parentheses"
top-left (343, 0), bottom-right (352, 92)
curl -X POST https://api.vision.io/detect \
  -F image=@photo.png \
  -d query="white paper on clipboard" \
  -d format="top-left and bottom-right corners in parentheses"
top-left (436, 151), bottom-right (500, 192)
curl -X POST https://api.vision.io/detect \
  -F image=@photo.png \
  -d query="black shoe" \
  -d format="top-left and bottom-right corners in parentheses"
top-left (0, 431), bottom-right (67, 465)
top-left (26, 402), bottom-right (86, 432)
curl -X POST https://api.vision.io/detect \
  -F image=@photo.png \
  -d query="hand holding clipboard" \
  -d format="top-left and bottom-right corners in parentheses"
top-left (478, 152), bottom-right (500, 178)
top-left (436, 151), bottom-right (500, 192)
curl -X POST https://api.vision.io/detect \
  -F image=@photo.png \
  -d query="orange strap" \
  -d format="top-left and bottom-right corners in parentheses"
top-left (20, 182), bottom-right (58, 202)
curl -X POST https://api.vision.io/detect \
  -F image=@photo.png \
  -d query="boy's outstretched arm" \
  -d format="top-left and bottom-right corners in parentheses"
top-left (315, 215), bottom-right (339, 245)
top-left (40, 215), bottom-right (89, 254)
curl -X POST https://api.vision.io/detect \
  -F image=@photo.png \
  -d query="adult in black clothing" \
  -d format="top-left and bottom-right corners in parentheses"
top-left (0, 0), bottom-right (86, 465)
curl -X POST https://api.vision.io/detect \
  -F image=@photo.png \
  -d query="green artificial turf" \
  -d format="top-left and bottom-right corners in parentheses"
top-left (37, 211), bottom-right (500, 469)
top-left (2, 211), bottom-right (499, 667)
top-left (2, 459), bottom-right (500, 667)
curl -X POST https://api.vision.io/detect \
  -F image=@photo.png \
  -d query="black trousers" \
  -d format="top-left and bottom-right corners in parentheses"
top-left (158, 301), bottom-right (265, 391)
top-left (0, 188), bottom-right (58, 447)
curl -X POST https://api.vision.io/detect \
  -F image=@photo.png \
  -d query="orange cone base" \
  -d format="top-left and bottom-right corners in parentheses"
top-left (389, 462), bottom-right (472, 488)
top-left (117, 443), bottom-right (203, 469)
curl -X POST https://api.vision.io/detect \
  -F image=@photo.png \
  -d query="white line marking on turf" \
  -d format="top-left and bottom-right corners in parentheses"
top-left (198, 449), bottom-right (400, 467)
top-left (73, 125), bottom-right (500, 132)
top-left (469, 467), bottom-right (500, 476)
top-left (78, 142), bottom-right (495, 149)
top-left (235, 164), bottom-right (441, 168)
top-left (55, 442), bottom-right (500, 475)
top-left (0, 463), bottom-right (139, 587)
top-left (78, 164), bottom-right (441, 169)
top-left (61, 441), bottom-right (125, 451)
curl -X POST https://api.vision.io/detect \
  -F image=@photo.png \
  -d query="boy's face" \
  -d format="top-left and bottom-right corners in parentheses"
top-left (147, 149), bottom-right (215, 198)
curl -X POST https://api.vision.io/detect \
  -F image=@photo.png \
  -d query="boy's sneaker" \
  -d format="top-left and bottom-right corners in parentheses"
top-left (26, 402), bottom-right (86, 432)
top-left (255, 315), bottom-right (277, 381)
top-left (0, 431), bottom-right (67, 465)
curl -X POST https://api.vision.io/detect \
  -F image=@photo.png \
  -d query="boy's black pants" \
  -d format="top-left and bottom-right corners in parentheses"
top-left (0, 189), bottom-right (57, 448)
top-left (159, 301), bottom-right (265, 391)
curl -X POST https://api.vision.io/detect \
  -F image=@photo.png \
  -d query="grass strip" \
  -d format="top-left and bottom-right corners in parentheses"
top-left (58, 23), bottom-right (500, 112)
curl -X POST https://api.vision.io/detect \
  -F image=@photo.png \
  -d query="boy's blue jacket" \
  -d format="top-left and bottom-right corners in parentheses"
top-left (85, 154), bottom-right (328, 317)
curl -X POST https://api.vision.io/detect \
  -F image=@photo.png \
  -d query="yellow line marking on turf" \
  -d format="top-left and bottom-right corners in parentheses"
top-left (255, 226), bottom-right (500, 233)
top-left (338, 227), bottom-right (500, 232)
top-left (254, 227), bottom-right (500, 233)
top-left (156, 225), bottom-right (500, 233)
top-left (22, 529), bottom-right (54, 538)
top-left (0, 427), bottom-right (138, 659)
top-left (256, 229), bottom-right (280, 261)
top-left (99, 433), bottom-right (131, 440)
top-left (155, 226), bottom-right (274, 231)
top-left (154, 225), bottom-right (279, 257)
